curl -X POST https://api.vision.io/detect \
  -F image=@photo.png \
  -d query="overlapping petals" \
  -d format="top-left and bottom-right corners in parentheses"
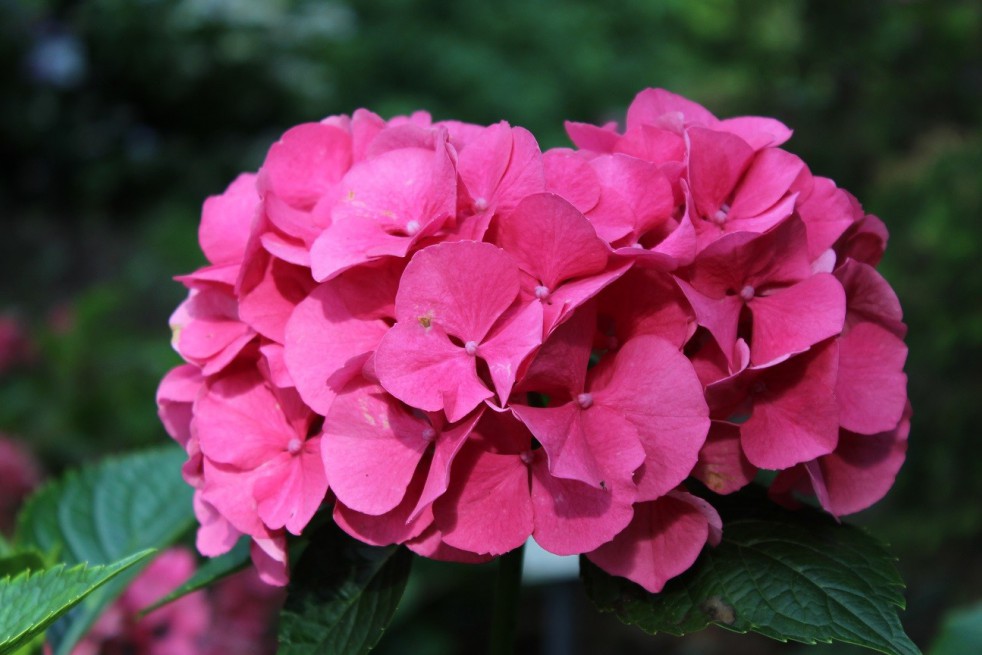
top-left (158, 88), bottom-right (910, 594)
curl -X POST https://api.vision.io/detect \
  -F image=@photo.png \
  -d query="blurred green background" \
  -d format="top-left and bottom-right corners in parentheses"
top-left (0, 0), bottom-right (979, 653)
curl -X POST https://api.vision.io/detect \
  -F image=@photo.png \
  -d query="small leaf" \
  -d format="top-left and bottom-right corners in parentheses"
top-left (0, 549), bottom-right (154, 655)
top-left (581, 489), bottom-right (920, 655)
top-left (141, 537), bottom-right (251, 615)
top-left (278, 523), bottom-right (413, 655)
top-left (14, 446), bottom-right (195, 655)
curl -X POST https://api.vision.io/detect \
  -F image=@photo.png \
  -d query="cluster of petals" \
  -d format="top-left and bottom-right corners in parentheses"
top-left (158, 89), bottom-right (909, 593)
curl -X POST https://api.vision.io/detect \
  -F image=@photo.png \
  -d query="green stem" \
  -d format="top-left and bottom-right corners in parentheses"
top-left (489, 543), bottom-right (525, 655)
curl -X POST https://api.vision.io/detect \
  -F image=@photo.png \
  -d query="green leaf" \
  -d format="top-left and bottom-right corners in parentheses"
top-left (141, 536), bottom-right (251, 615)
top-left (278, 523), bottom-right (413, 655)
top-left (13, 446), bottom-right (195, 655)
top-left (581, 490), bottom-right (920, 655)
top-left (0, 550), bottom-right (154, 655)
top-left (928, 600), bottom-right (982, 655)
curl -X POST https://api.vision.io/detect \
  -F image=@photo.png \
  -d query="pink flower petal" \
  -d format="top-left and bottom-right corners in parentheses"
top-left (741, 342), bottom-right (840, 470)
top-left (253, 437), bottom-right (327, 534)
top-left (433, 446), bottom-right (534, 555)
top-left (259, 123), bottom-right (352, 210)
top-left (586, 492), bottom-right (714, 593)
top-left (686, 127), bottom-right (755, 221)
top-left (691, 421), bottom-right (756, 494)
top-left (458, 123), bottom-right (544, 216)
top-left (157, 364), bottom-right (204, 447)
top-left (836, 322), bottom-right (908, 435)
top-left (238, 257), bottom-right (315, 344)
top-left (749, 273), bottom-right (846, 366)
top-left (479, 300), bottom-right (544, 404)
top-left (200, 173), bottom-right (259, 266)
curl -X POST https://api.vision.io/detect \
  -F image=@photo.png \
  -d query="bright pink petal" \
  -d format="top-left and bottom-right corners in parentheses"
top-left (564, 120), bottom-right (620, 152)
top-left (332, 464), bottom-right (431, 546)
top-left (375, 321), bottom-right (492, 421)
top-left (433, 446), bottom-right (534, 555)
top-left (530, 453), bottom-right (636, 555)
top-left (251, 533), bottom-right (289, 587)
top-left (259, 123), bottom-right (352, 210)
top-left (284, 265), bottom-right (397, 415)
top-left (496, 193), bottom-right (609, 292)
top-left (836, 322), bottom-right (908, 435)
top-left (410, 408), bottom-right (484, 520)
top-left (587, 155), bottom-right (675, 243)
top-left (394, 241), bottom-right (520, 342)
top-left (195, 371), bottom-right (297, 469)
top-left (458, 123), bottom-right (544, 216)
top-left (194, 492), bottom-right (241, 557)
top-left (686, 127), bottom-right (755, 221)
top-left (512, 403), bottom-right (603, 486)
top-left (598, 268), bottom-right (695, 350)
top-left (717, 116), bottom-right (793, 149)
top-left (200, 173), bottom-right (258, 266)
top-left (540, 262), bottom-right (632, 336)
top-left (742, 342), bottom-right (840, 470)
top-left (593, 336), bottom-right (709, 500)
top-left (728, 148), bottom-right (805, 218)
top-left (836, 259), bottom-right (906, 337)
top-left (238, 257), bottom-right (314, 344)
top-left (323, 381), bottom-right (432, 515)
top-left (542, 149), bottom-right (600, 213)
top-left (476, 300), bottom-right (543, 405)
top-left (405, 525), bottom-right (495, 563)
top-left (676, 280), bottom-right (744, 366)
top-left (797, 177), bottom-right (858, 259)
top-left (586, 492), bottom-right (713, 593)
top-left (253, 437), bottom-right (327, 534)
top-left (157, 364), bottom-right (204, 447)
top-left (627, 88), bottom-right (717, 131)
top-left (749, 273), bottom-right (846, 366)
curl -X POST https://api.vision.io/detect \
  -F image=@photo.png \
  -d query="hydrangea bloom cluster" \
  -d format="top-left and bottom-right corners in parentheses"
top-left (158, 89), bottom-right (909, 593)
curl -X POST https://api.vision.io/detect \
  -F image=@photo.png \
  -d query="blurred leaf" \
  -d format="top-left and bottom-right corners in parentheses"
top-left (278, 523), bottom-right (412, 655)
top-left (14, 447), bottom-right (194, 655)
top-left (928, 600), bottom-right (982, 655)
top-left (581, 490), bottom-right (920, 655)
top-left (0, 550), bottom-right (154, 655)
top-left (0, 552), bottom-right (46, 579)
top-left (141, 536), bottom-right (251, 615)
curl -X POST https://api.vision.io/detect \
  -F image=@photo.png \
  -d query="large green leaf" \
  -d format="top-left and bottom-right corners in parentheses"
top-left (0, 552), bottom-right (46, 579)
top-left (14, 446), bottom-right (195, 655)
top-left (0, 550), bottom-right (154, 655)
top-left (278, 523), bottom-right (413, 655)
top-left (581, 490), bottom-right (920, 655)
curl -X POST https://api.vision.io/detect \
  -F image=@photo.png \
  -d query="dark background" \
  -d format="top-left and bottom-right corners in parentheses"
top-left (1, 1), bottom-right (979, 653)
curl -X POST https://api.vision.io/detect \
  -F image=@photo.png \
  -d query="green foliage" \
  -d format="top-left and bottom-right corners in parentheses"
top-left (0, 550), bottom-right (153, 655)
top-left (581, 491), bottom-right (919, 655)
top-left (0, 552), bottom-right (46, 579)
top-left (279, 523), bottom-right (413, 655)
top-left (14, 447), bottom-right (195, 655)
top-left (928, 600), bottom-right (982, 655)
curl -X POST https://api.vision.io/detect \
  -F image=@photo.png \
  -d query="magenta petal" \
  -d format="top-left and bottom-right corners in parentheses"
top-left (717, 116), bottom-right (793, 150)
top-left (405, 525), bottom-right (495, 563)
top-left (513, 403), bottom-right (603, 486)
top-left (310, 218), bottom-right (413, 282)
top-left (199, 173), bottom-right (258, 266)
top-left (323, 382), bottom-right (432, 515)
top-left (686, 127), bottom-right (755, 220)
top-left (627, 88), bottom-right (717, 130)
top-left (816, 415), bottom-right (910, 516)
top-left (676, 280), bottom-right (744, 366)
top-left (542, 149), bottom-right (600, 213)
top-left (238, 258), bottom-right (314, 344)
top-left (480, 301), bottom-right (544, 404)
top-left (433, 446), bottom-right (534, 555)
top-left (284, 272), bottom-right (394, 415)
top-left (530, 455), bottom-right (636, 555)
top-left (798, 177), bottom-right (857, 258)
top-left (332, 465), bottom-right (431, 546)
top-left (692, 421), bottom-right (756, 494)
top-left (496, 193), bottom-right (609, 290)
top-left (585, 493), bottom-right (713, 593)
top-left (260, 123), bottom-right (352, 210)
top-left (517, 303), bottom-right (593, 395)
top-left (742, 343), bottom-right (840, 470)
top-left (599, 268), bottom-right (694, 350)
top-left (195, 371), bottom-right (295, 469)
top-left (564, 120), bottom-right (620, 152)
top-left (836, 322), bottom-right (908, 435)
top-left (410, 408), bottom-right (484, 520)
top-left (375, 321), bottom-right (492, 421)
top-left (593, 336), bottom-right (709, 500)
top-left (157, 364), bottom-right (203, 447)
top-left (458, 123), bottom-right (544, 216)
top-left (542, 262), bottom-right (631, 336)
top-left (749, 273), bottom-right (846, 366)
top-left (836, 259), bottom-right (906, 337)
top-left (394, 241), bottom-right (520, 342)
top-left (194, 492), bottom-right (241, 557)
top-left (250, 533), bottom-right (289, 587)
top-left (728, 148), bottom-right (805, 218)
top-left (253, 438), bottom-right (327, 534)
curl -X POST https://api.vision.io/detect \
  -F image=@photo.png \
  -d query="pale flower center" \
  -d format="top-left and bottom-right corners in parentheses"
top-left (421, 427), bottom-right (437, 442)
top-left (464, 340), bottom-right (479, 356)
top-left (576, 393), bottom-right (594, 409)
top-left (534, 285), bottom-right (550, 300)
top-left (405, 220), bottom-right (421, 236)
top-left (287, 438), bottom-right (303, 455)
top-left (711, 203), bottom-right (731, 226)
top-left (739, 285), bottom-right (756, 301)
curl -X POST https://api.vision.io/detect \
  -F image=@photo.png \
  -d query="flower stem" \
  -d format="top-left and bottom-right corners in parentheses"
top-left (489, 543), bottom-right (525, 655)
